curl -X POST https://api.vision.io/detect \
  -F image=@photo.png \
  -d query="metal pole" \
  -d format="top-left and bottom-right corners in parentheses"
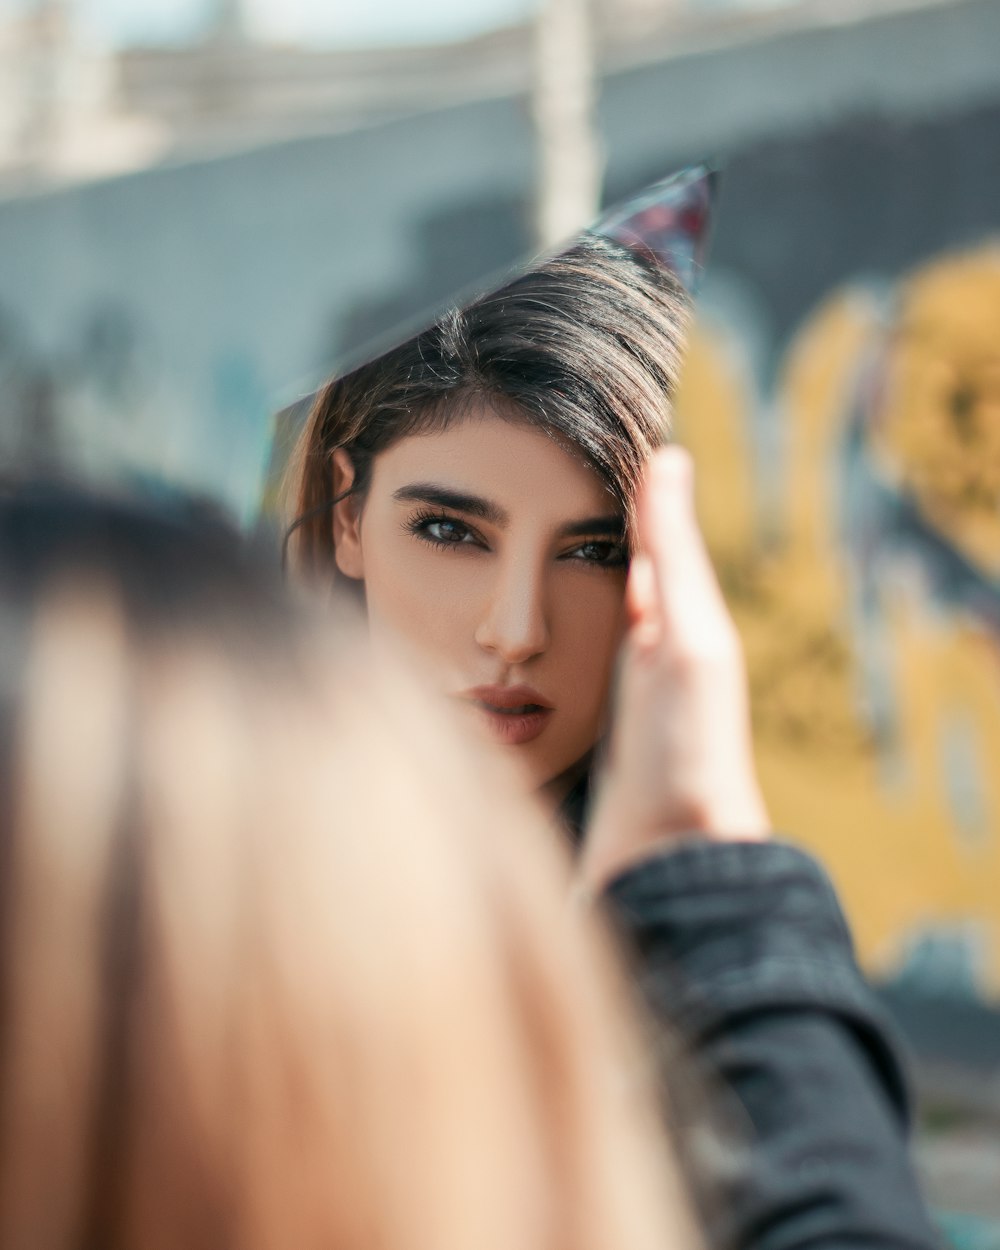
top-left (532, 0), bottom-right (603, 251)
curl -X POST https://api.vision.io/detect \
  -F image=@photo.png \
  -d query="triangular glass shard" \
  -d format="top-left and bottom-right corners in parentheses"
top-left (0, 162), bottom-right (715, 529)
top-left (263, 163), bottom-right (718, 523)
top-left (324, 163), bottom-right (716, 387)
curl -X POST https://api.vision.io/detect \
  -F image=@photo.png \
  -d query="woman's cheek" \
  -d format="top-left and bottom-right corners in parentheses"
top-left (562, 578), bottom-right (627, 662)
top-left (552, 587), bottom-right (624, 712)
top-left (369, 554), bottom-right (481, 659)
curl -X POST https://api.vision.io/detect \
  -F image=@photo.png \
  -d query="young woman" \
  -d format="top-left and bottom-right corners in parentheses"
top-left (285, 233), bottom-right (695, 828)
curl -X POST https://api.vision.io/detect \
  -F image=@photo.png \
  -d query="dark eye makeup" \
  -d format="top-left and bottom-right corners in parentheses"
top-left (562, 540), bottom-right (628, 569)
top-left (404, 509), bottom-right (627, 569)
top-left (405, 509), bottom-right (484, 550)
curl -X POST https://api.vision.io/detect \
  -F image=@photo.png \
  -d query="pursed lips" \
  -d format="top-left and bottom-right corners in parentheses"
top-left (451, 686), bottom-right (555, 746)
top-left (460, 685), bottom-right (554, 714)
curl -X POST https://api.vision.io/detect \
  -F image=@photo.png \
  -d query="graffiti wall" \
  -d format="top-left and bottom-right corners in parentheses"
top-left (678, 246), bottom-right (1000, 1000)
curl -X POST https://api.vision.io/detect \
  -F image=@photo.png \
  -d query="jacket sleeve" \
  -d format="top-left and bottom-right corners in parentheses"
top-left (603, 840), bottom-right (941, 1250)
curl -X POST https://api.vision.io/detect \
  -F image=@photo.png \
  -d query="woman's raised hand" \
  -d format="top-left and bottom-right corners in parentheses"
top-left (582, 446), bottom-right (770, 890)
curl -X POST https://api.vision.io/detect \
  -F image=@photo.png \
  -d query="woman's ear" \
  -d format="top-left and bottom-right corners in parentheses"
top-left (331, 448), bottom-right (365, 580)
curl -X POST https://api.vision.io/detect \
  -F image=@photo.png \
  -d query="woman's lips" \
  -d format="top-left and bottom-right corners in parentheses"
top-left (459, 685), bottom-right (554, 746)
top-left (471, 703), bottom-right (553, 745)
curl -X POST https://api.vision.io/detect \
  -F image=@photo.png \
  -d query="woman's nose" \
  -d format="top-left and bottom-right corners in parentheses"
top-left (474, 564), bottom-right (550, 665)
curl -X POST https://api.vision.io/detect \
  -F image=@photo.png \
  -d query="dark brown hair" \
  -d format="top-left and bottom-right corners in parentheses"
top-left (286, 233), bottom-right (689, 580)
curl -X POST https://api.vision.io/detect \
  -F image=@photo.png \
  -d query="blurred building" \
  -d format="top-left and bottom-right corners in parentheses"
top-left (6, 0), bottom-right (986, 188)
top-left (0, 0), bottom-right (168, 182)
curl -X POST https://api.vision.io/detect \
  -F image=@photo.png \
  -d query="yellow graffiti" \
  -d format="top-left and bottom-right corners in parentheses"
top-left (874, 248), bottom-right (1000, 576)
top-left (675, 249), bottom-right (1000, 996)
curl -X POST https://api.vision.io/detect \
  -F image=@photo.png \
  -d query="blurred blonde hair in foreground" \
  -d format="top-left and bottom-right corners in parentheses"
top-left (0, 485), bottom-right (696, 1250)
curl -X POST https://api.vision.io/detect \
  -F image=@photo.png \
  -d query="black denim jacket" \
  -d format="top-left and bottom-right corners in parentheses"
top-left (604, 841), bottom-right (941, 1250)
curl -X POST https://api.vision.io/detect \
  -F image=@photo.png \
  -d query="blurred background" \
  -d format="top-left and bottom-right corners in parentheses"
top-left (1, 0), bottom-right (998, 1238)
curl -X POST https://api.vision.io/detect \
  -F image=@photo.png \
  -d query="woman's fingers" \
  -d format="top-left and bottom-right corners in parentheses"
top-left (583, 443), bottom-right (770, 887)
top-left (624, 553), bottom-right (661, 648)
top-left (638, 446), bottom-right (734, 651)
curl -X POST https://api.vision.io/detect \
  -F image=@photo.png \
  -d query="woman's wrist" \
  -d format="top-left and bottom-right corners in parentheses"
top-left (580, 798), bottom-right (772, 894)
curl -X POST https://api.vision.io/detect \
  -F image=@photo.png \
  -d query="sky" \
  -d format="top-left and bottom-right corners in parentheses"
top-left (21, 0), bottom-right (540, 48)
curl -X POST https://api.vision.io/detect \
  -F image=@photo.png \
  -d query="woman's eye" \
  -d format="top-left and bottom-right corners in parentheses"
top-left (409, 515), bottom-right (480, 547)
top-left (426, 519), bottom-right (471, 543)
top-left (566, 540), bottom-right (627, 567)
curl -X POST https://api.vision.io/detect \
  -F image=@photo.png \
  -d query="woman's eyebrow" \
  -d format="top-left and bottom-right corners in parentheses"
top-left (558, 515), bottom-right (624, 539)
top-left (393, 485), bottom-right (622, 539)
top-left (393, 484), bottom-right (508, 526)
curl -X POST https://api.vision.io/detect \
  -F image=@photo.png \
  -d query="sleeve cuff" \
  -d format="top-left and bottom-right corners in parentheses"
top-left (602, 839), bottom-right (913, 1119)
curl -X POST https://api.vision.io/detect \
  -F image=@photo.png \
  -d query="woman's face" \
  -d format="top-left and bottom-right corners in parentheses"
top-left (333, 406), bottom-right (629, 797)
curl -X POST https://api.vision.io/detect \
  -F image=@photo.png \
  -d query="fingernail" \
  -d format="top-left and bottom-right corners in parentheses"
top-left (651, 447), bottom-right (694, 502)
top-left (627, 553), bottom-right (657, 617)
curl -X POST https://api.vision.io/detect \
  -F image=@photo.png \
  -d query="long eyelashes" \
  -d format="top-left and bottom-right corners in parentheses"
top-left (566, 541), bottom-right (628, 569)
top-left (405, 509), bottom-right (483, 550)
